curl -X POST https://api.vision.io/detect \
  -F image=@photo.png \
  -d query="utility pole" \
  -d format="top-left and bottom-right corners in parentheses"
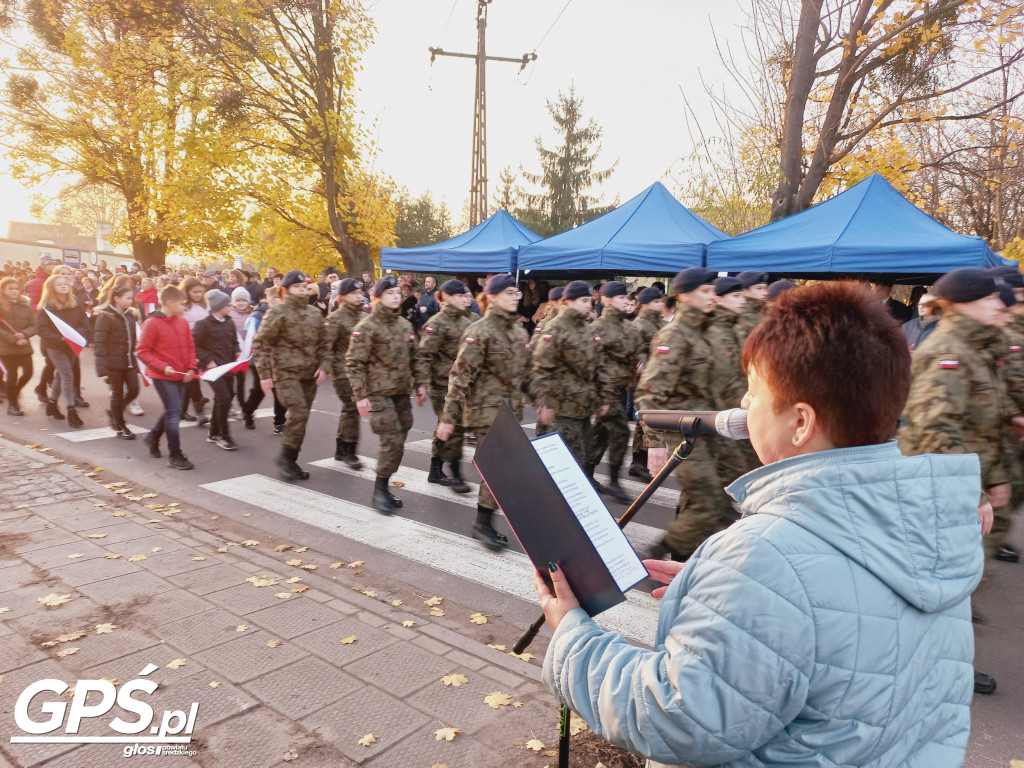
top-left (430, 1), bottom-right (536, 226)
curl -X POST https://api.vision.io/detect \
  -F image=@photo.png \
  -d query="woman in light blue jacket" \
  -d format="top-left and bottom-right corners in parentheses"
top-left (536, 280), bottom-right (983, 768)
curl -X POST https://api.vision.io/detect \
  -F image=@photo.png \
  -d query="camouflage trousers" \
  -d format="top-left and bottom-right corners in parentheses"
top-left (664, 438), bottom-right (735, 559)
top-left (430, 392), bottom-right (464, 464)
top-left (714, 439), bottom-right (750, 488)
top-left (276, 377), bottom-right (317, 451)
top-left (988, 446), bottom-right (1022, 560)
top-left (474, 421), bottom-right (499, 511)
top-left (587, 400), bottom-right (630, 469)
top-left (552, 415), bottom-right (593, 468)
top-left (369, 394), bottom-right (413, 478)
top-left (333, 376), bottom-right (360, 443)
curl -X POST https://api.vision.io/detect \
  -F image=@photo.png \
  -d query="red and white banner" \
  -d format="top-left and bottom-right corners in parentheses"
top-left (200, 356), bottom-right (251, 382)
top-left (44, 309), bottom-right (87, 355)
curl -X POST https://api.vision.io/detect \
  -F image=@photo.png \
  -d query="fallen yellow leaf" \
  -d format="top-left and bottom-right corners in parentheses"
top-left (487, 644), bottom-right (507, 651)
top-left (284, 576), bottom-right (302, 584)
top-left (211, 515), bottom-right (220, 520)
top-left (285, 558), bottom-right (303, 567)
top-left (208, 681), bottom-right (221, 688)
top-left (430, 608), bottom-right (445, 617)
top-left (245, 576), bottom-right (278, 588)
top-left (525, 737), bottom-right (545, 752)
top-left (0, 607), bottom-right (10, 614)
top-left (402, 620), bottom-right (415, 627)
top-left (104, 553), bottom-right (123, 559)
top-left (340, 635), bottom-right (358, 645)
top-left (55, 647), bottom-right (79, 658)
top-left (216, 547), bottom-right (229, 553)
top-left (362, 590), bottom-right (378, 598)
top-left (274, 545), bottom-right (293, 552)
top-left (55, 630), bottom-right (87, 643)
top-left (469, 612), bottom-right (488, 625)
top-left (95, 623), bottom-right (116, 634)
top-left (274, 593), bottom-right (292, 600)
top-left (67, 553), bottom-right (84, 559)
top-left (167, 659), bottom-right (187, 669)
top-left (266, 639), bottom-right (282, 648)
top-left (291, 586), bottom-right (309, 593)
top-left (242, 513), bottom-right (252, 517)
top-left (38, 593), bottom-right (72, 607)
top-left (569, 712), bottom-right (588, 735)
top-left (150, 547), bottom-right (162, 553)
top-left (509, 651), bottom-right (534, 662)
top-left (434, 726), bottom-right (460, 742)
top-left (391, 481), bottom-right (405, 488)
top-left (127, 554), bottom-right (147, 562)
top-left (299, 564), bottom-right (317, 571)
top-left (347, 560), bottom-right (364, 568)
top-left (87, 534), bottom-right (107, 539)
top-left (294, 546), bottom-right (309, 553)
top-left (357, 733), bottom-right (377, 747)
top-left (111, 511), bottom-right (126, 517)
top-left (192, 557), bottom-right (206, 562)
top-left (424, 595), bottom-right (443, 607)
top-left (441, 673), bottom-right (468, 688)
top-left (512, 701), bottom-right (523, 708)
top-left (329, 561), bottom-right (345, 568)
top-left (391, 599), bottom-right (403, 607)
top-left (242, 540), bottom-right (260, 547)
top-left (282, 749), bottom-right (298, 762)
top-left (236, 625), bottom-right (249, 632)
top-left (483, 691), bottom-right (512, 709)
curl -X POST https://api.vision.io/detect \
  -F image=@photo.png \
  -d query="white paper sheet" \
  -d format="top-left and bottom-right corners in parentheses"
top-left (532, 434), bottom-right (649, 592)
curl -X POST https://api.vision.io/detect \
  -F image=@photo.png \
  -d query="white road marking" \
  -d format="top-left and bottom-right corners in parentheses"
top-left (403, 438), bottom-right (678, 508)
top-left (54, 407), bottom-right (277, 442)
top-left (200, 474), bottom-right (660, 646)
top-left (310, 456), bottom-right (665, 554)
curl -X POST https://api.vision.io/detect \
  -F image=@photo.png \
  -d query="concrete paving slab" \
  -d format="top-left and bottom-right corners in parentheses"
top-left (344, 643), bottom-right (450, 698)
top-left (47, 556), bottom-right (140, 588)
top-left (203, 582), bottom-right (297, 616)
top-left (151, 608), bottom-right (256, 654)
top-left (243, 656), bottom-right (362, 720)
top-left (363, 723), bottom-right (512, 768)
top-left (244, 597), bottom-right (348, 640)
top-left (192, 630), bottom-right (307, 684)
top-left (289, 619), bottom-right (396, 668)
top-left (125, 589), bottom-right (216, 626)
top-left (167, 562), bottom-right (252, 594)
top-left (134, 548), bottom-right (219, 578)
top-left (72, 570), bottom-right (175, 607)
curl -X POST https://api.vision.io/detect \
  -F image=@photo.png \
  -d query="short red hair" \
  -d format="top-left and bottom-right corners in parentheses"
top-left (743, 281), bottom-right (911, 448)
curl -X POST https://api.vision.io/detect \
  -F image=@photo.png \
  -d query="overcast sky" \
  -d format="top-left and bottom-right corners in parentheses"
top-left (0, 0), bottom-right (751, 237)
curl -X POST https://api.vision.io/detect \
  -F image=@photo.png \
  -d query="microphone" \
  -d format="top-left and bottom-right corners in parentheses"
top-left (636, 408), bottom-right (749, 440)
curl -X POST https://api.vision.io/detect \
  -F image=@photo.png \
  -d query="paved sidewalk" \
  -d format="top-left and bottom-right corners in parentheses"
top-left (0, 438), bottom-right (562, 768)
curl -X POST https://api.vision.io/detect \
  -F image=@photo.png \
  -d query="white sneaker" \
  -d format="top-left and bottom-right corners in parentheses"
top-left (129, 400), bottom-right (144, 416)
top-left (228, 406), bottom-right (241, 420)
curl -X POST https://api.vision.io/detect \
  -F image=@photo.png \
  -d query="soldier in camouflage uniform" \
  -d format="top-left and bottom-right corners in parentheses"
top-left (735, 270), bottom-right (768, 347)
top-left (532, 285), bottom-right (563, 438)
top-left (586, 281), bottom-right (641, 502)
top-left (636, 267), bottom-right (732, 561)
top-left (345, 275), bottom-right (427, 515)
top-left (253, 270), bottom-right (329, 481)
top-left (323, 278), bottom-right (366, 470)
top-left (627, 286), bottom-right (665, 480)
top-left (437, 274), bottom-right (532, 550)
top-left (532, 280), bottom-right (609, 476)
top-left (708, 276), bottom-right (759, 479)
top-left (417, 279), bottom-right (475, 493)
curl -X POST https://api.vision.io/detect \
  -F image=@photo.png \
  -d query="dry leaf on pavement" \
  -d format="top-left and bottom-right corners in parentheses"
top-left (362, 590), bottom-right (378, 598)
top-left (103, 553), bottom-right (123, 559)
top-left (67, 554), bottom-right (83, 559)
top-left (236, 625), bottom-right (249, 632)
top-left (401, 620), bottom-right (415, 627)
top-left (282, 749), bottom-right (298, 761)
top-left (216, 547), bottom-right (229, 553)
top-left (509, 651), bottom-right (534, 662)
top-left (347, 560), bottom-right (364, 568)
top-left (38, 593), bottom-right (72, 607)
top-left (512, 701), bottom-right (523, 708)
top-left (291, 586), bottom-right (309, 593)
top-left (274, 593), bottom-right (292, 600)
top-left (55, 630), bottom-right (87, 643)
top-left (274, 545), bottom-right (292, 552)
top-left (329, 561), bottom-right (345, 568)
top-left (242, 513), bottom-right (252, 517)
top-left (483, 691), bottom-right (512, 709)
top-left (294, 546), bottom-right (309, 553)
top-left (431, 764), bottom-right (450, 768)
top-left (525, 738), bottom-right (546, 752)
top-left (569, 713), bottom-right (588, 735)
top-left (434, 727), bottom-right (460, 742)
top-left (357, 734), bottom-right (377, 747)
top-left (208, 681), bottom-right (221, 688)
top-left (285, 558), bottom-right (303, 567)
top-left (391, 599), bottom-right (403, 606)
top-left (340, 635), bottom-right (358, 645)
top-left (469, 612), bottom-right (488, 625)
top-left (429, 608), bottom-right (445, 617)
top-left (245, 576), bottom-right (278, 588)
top-left (266, 639), bottom-right (282, 648)
top-left (95, 624), bottom-right (116, 634)
top-left (127, 554), bottom-right (146, 562)
top-left (441, 673), bottom-right (468, 688)
top-left (0, 607), bottom-right (10, 614)
top-left (424, 596), bottom-right (443, 606)
top-left (242, 540), bottom-right (260, 547)
top-left (167, 659), bottom-right (187, 669)
top-left (284, 576), bottom-right (302, 584)
top-left (487, 644), bottom-right (507, 651)
top-left (55, 647), bottom-right (79, 658)
top-left (150, 547), bottom-right (162, 553)
top-left (192, 556), bottom-right (205, 561)
top-left (87, 534), bottom-right (107, 539)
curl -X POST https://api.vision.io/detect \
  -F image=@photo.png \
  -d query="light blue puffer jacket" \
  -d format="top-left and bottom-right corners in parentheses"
top-left (543, 442), bottom-right (983, 767)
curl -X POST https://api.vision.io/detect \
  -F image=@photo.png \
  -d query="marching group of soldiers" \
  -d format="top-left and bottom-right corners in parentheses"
top-left (251, 266), bottom-right (773, 556)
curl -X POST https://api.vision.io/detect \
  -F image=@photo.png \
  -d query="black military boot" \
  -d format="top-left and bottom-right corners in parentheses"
top-left (372, 475), bottom-right (396, 515)
top-left (583, 462), bottom-right (608, 493)
top-left (604, 467), bottom-right (631, 504)
top-left (472, 506), bottom-right (508, 551)
top-left (446, 462), bottom-right (471, 494)
top-left (628, 450), bottom-right (652, 480)
top-left (277, 446), bottom-right (310, 481)
top-left (427, 457), bottom-right (450, 484)
top-left (334, 438), bottom-right (363, 470)
top-left (974, 670), bottom-right (997, 695)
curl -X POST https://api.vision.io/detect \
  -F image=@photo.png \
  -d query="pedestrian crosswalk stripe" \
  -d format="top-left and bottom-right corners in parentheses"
top-left (200, 474), bottom-right (660, 646)
top-left (402, 439), bottom-right (677, 507)
top-left (310, 456), bottom-right (666, 554)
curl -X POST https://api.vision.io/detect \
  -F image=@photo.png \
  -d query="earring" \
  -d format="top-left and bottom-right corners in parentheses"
top-left (792, 435), bottom-right (799, 444)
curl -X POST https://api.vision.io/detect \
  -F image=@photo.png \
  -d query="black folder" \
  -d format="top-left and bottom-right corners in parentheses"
top-left (473, 401), bottom-right (647, 617)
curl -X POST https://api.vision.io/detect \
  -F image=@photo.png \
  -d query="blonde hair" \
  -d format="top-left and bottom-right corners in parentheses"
top-left (179, 277), bottom-right (206, 308)
top-left (39, 273), bottom-right (77, 311)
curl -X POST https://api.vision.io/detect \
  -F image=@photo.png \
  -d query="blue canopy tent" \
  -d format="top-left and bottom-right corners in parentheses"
top-left (379, 209), bottom-right (540, 274)
top-left (706, 174), bottom-right (1011, 281)
top-left (516, 182), bottom-right (728, 277)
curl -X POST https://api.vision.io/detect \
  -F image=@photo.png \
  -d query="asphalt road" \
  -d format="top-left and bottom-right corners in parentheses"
top-left (3, 345), bottom-right (1022, 764)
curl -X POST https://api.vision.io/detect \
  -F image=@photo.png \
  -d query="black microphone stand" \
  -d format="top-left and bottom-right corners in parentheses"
top-left (512, 425), bottom-right (702, 768)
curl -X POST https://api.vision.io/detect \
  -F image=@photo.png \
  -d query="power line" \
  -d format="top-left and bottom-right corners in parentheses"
top-left (438, 0), bottom-right (460, 46)
top-left (531, 0), bottom-right (573, 54)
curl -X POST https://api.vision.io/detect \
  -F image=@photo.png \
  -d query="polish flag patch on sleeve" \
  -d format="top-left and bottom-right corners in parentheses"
top-left (594, 335), bottom-right (602, 342)
top-left (656, 345), bottom-right (670, 354)
top-left (939, 359), bottom-right (959, 369)
top-left (542, 334), bottom-right (553, 341)
top-left (424, 326), bottom-right (435, 334)
top-left (525, 343), bottom-right (531, 350)
top-left (1011, 345), bottom-right (1021, 353)
top-left (409, 334), bottom-right (415, 342)
top-left (351, 331), bottom-right (361, 338)
top-left (465, 337), bottom-right (476, 344)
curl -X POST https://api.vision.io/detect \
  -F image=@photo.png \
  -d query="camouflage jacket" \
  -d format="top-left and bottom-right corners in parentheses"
top-left (344, 303), bottom-right (422, 400)
top-left (532, 305), bottom-right (560, 341)
top-left (252, 292), bottom-right (328, 380)
top-left (417, 302), bottom-right (475, 395)
top-left (323, 301), bottom-right (366, 380)
top-left (736, 296), bottom-right (764, 348)
top-left (531, 308), bottom-right (604, 420)
top-left (898, 312), bottom-right (1014, 489)
top-left (1004, 315), bottom-right (1024, 413)
top-left (635, 303), bottom-right (715, 449)
top-left (632, 307), bottom-right (663, 366)
top-left (443, 306), bottom-right (532, 428)
top-left (592, 305), bottom-right (642, 397)
top-left (706, 306), bottom-right (746, 408)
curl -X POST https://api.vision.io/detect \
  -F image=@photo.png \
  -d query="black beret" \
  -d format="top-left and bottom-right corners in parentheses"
top-left (563, 280), bottom-right (592, 301)
top-left (736, 270), bottom-right (768, 288)
top-left (372, 275), bottom-right (399, 297)
top-left (766, 279), bottom-right (797, 301)
top-left (484, 273), bottom-right (516, 295)
top-left (336, 277), bottom-right (361, 295)
top-left (548, 286), bottom-right (564, 301)
top-left (440, 279), bottom-right (469, 296)
top-left (933, 268), bottom-right (997, 303)
top-left (671, 267), bottom-right (717, 295)
top-left (988, 266), bottom-right (1024, 289)
top-left (599, 280), bottom-right (628, 298)
top-left (999, 283), bottom-right (1017, 308)
top-left (713, 276), bottom-right (743, 296)
top-left (636, 287), bottom-right (662, 304)
top-left (282, 270), bottom-right (307, 288)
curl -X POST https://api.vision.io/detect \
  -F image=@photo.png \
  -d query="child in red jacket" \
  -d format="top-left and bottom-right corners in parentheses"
top-left (136, 285), bottom-right (199, 469)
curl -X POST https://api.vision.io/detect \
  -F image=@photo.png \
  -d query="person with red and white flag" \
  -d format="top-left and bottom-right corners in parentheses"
top-left (192, 289), bottom-right (240, 450)
top-left (92, 284), bottom-right (141, 440)
top-left (35, 273), bottom-right (89, 427)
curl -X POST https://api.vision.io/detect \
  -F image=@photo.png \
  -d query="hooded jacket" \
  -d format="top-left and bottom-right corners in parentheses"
top-left (137, 311), bottom-right (198, 382)
top-left (92, 304), bottom-right (140, 376)
top-left (0, 295), bottom-right (35, 357)
top-left (543, 442), bottom-right (982, 768)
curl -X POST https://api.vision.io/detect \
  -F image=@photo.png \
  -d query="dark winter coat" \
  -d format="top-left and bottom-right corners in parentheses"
top-left (92, 305), bottom-right (140, 376)
top-left (0, 295), bottom-right (36, 357)
top-left (193, 313), bottom-right (240, 369)
top-left (137, 311), bottom-right (198, 381)
top-left (35, 303), bottom-right (89, 355)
